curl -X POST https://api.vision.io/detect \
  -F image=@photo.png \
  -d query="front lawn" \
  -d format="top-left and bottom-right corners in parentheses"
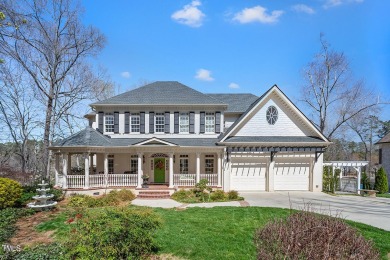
top-left (36, 206), bottom-right (390, 259)
top-left (377, 193), bottom-right (390, 198)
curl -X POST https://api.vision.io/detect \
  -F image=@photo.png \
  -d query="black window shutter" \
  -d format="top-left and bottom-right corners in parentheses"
top-left (165, 112), bottom-right (170, 133)
top-left (200, 112), bottom-right (205, 133)
top-left (215, 111), bottom-right (221, 133)
top-left (140, 112), bottom-right (145, 133)
top-left (379, 148), bottom-right (382, 164)
top-left (189, 112), bottom-right (195, 133)
top-left (114, 112), bottom-right (119, 133)
top-left (124, 112), bottom-right (130, 133)
top-left (174, 112), bottom-right (179, 133)
top-left (149, 112), bottom-right (154, 134)
top-left (98, 112), bottom-right (104, 133)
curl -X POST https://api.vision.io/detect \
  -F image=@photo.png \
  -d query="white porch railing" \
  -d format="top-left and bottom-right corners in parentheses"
top-left (66, 175), bottom-right (85, 189)
top-left (108, 174), bottom-right (138, 187)
top-left (173, 174), bottom-right (196, 186)
top-left (66, 174), bottom-right (138, 189)
top-left (200, 174), bottom-right (218, 186)
top-left (173, 173), bottom-right (218, 186)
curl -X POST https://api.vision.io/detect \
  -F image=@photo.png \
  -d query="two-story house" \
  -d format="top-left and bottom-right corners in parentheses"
top-left (50, 81), bottom-right (330, 192)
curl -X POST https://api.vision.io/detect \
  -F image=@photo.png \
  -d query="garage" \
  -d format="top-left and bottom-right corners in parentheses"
top-left (274, 162), bottom-right (310, 191)
top-left (230, 157), bottom-right (266, 191)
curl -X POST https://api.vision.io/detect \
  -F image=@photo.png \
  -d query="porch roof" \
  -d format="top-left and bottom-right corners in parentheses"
top-left (51, 127), bottom-right (220, 148)
top-left (222, 136), bottom-right (326, 144)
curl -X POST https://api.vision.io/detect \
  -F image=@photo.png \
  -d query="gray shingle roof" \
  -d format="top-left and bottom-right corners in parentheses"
top-left (54, 127), bottom-right (112, 147)
top-left (91, 81), bottom-right (225, 106)
top-left (52, 127), bottom-right (219, 147)
top-left (223, 136), bottom-right (326, 143)
top-left (207, 94), bottom-right (258, 113)
top-left (376, 132), bottom-right (390, 144)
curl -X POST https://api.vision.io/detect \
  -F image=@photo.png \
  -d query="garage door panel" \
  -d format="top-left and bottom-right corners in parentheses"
top-left (231, 161), bottom-right (266, 191)
top-left (274, 163), bottom-right (309, 191)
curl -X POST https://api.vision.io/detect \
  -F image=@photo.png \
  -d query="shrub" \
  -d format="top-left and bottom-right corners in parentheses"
top-left (194, 179), bottom-right (211, 197)
top-left (68, 194), bottom-right (102, 208)
top-left (210, 190), bottom-right (226, 201)
top-left (374, 167), bottom-right (389, 194)
top-left (171, 189), bottom-right (197, 203)
top-left (254, 210), bottom-right (379, 260)
top-left (64, 207), bottom-right (162, 259)
top-left (115, 189), bottom-right (136, 201)
top-left (361, 171), bottom-right (371, 190)
top-left (322, 166), bottom-right (340, 193)
top-left (0, 208), bottom-right (34, 244)
top-left (67, 190), bottom-right (136, 208)
top-left (0, 177), bottom-right (23, 209)
top-left (227, 190), bottom-right (239, 200)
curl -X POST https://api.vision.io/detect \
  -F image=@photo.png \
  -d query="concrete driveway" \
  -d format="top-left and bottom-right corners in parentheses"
top-left (240, 192), bottom-right (390, 231)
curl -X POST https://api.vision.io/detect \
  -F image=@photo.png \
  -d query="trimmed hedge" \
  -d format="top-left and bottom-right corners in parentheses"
top-left (374, 167), bottom-right (389, 194)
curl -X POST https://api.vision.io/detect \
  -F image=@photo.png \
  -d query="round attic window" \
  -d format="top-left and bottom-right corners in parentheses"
top-left (266, 106), bottom-right (278, 125)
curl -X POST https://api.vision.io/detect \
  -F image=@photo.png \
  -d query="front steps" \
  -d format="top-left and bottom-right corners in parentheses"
top-left (137, 190), bottom-right (171, 199)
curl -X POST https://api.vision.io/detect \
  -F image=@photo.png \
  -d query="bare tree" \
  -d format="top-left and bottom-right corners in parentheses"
top-left (300, 34), bottom-right (382, 139)
top-left (0, 0), bottom-right (106, 178)
top-left (0, 61), bottom-right (40, 173)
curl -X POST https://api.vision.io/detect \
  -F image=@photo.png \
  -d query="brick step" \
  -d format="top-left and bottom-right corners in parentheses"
top-left (137, 191), bottom-right (171, 199)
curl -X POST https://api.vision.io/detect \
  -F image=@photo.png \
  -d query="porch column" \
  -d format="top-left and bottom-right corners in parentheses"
top-left (169, 153), bottom-right (174, 188)
top-left (196, 152), bottom-right (201, 183)
top-left (84, 153), bottom-right (90, 189)
top-left (267, 155), bottom-right (275, 192)
top-left (104, 153), bottom-right (109, 187)
top-left (62, 153), bottom-right (68, 189)
top-left (137, 152), bottom-right (143, 188)
top-left (90, 154), bottom-right (94, 173)
top-left (309, 159), bottom-right (314, 192)
top-left (217, 152), bottom-right (222, 187)
top-left (356, 166), bottom-right (361, 195)
top-left (54, 153), bottom-right (60, 186)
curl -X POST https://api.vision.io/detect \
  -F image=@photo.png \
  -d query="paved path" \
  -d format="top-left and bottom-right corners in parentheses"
top-left (132, 192), bottom-right (390, 231)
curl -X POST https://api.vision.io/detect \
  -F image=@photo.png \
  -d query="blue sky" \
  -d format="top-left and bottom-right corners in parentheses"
top-left (82, 0), bottom-right (390, 118)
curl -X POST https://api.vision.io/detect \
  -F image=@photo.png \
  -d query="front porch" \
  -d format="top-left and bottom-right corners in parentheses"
top-left (53, 148), bottom-right (223, 190)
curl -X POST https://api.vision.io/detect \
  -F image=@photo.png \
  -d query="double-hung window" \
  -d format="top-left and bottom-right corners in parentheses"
top-left (155, 113), bottom-right (165, 133)
top-left (205, 112), bottom-right (215, 133)
top-left (105, 113), bottom-right (114, 133)
top-left (180, 155), bottom-right (189, 174)
top-left (130, 155), bottom-right (138, 174)
top-left (130, 113), bottom-right (140, 133)
top-left (179, 112), bottom-right (189, 133)
top-left (205, 155), bottom-right (214, 174)
top-left (108, 155), bottom-right (114, 174)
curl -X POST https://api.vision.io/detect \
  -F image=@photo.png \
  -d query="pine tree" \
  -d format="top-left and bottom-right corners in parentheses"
top-left (374, 167), bottom-right (389, 194)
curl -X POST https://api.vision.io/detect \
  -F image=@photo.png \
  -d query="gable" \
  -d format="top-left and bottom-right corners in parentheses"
top-left (233, 93), bottom-right (315, 137)
top-left (133, 137), bottom-right (177, 146)
top-left (220, 85), bottom-right (329, 143)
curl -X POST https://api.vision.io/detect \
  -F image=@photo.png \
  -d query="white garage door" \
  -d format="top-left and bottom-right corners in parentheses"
top-left (230, 159), bottom-right (266, 191)
top-left (274, 162), bottom-right (310, 191)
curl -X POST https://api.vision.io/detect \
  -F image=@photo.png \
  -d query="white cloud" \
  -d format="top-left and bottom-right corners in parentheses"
top-left (292, 4), bottom-right (315, 14)
top-left (323, 0), bottom-right (363, 9)
top-left (121, 71), bottom-right (131, 78)
top-left (171, 1), bottom-right (205, 28)
top-left (228, 82), bottom-right (240, 89)
top-left (233, 6), bottom-right (284, 24)
top-left (195, 69), bottom-right (214, 81)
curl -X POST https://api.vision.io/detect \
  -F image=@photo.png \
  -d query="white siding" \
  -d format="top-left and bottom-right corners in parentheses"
top-left (224, 114), bottom-right (240, 131)
top-left (235, 97), bottom-right (311, 137)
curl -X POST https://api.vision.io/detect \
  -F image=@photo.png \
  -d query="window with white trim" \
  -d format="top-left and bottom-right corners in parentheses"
top-left (108, 155), bottom-right (114, 174)
top-left (155, 113), bottom-right (165, 133)
top-left (130, 113), bottom-right (140, 133)
top-left (205, 155), bottom-right (214, 174)
top-left (105, 113), bottom-right (114, 133)
top-left (205, 112), bottom-right (215, 133)
top-left (130, 155), bottom-right (138, 174)
top-left (179, 113), bottom-right (189, 133)
top-left (180, 155), bottom-right (189, 174)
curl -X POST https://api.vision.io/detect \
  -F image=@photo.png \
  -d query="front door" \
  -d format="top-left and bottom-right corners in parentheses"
top-left (154, 158), bottom-right (166, 183)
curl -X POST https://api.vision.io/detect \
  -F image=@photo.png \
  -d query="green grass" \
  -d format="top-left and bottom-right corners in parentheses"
top-left (377, 193), bottom-right (390, 198)
top-left (36, 206), bottom-right (390, 260)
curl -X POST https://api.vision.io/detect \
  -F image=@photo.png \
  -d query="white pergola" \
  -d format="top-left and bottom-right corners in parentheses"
top-left (323, 161), bottom-right (369, 194)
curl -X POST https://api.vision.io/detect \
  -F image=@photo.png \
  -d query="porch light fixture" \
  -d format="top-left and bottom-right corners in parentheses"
top-left (143, 155), bottom-right (145, 164)
top-left (173, 155), bottom-right (175, 163)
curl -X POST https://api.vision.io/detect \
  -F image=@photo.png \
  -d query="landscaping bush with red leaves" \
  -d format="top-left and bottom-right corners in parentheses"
top-left (254, 209), bottom-right (379, 260)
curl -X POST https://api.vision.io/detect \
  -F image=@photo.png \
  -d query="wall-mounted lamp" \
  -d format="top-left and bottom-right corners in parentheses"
top-left (143, 155), bottom-right (145, 164)
top-left (173, 155), bottom-right (176, 163)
